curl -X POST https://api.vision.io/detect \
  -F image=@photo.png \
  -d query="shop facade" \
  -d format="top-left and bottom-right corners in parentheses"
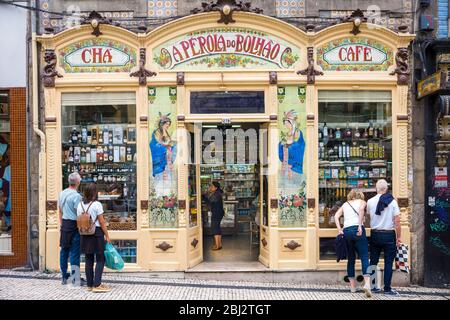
top-left (37, 10), bottom-right (414, 272)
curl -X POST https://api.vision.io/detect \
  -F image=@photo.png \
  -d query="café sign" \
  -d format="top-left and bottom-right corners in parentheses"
top-left (317, 38), bottom-right (393, 71)
top-left (59, 39), bottom-right (137, 73)
top-left (152, 28), bottom-right (300, 70)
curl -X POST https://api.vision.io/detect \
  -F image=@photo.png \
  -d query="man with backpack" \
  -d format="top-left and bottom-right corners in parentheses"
top-left (59, 172), bottom-right (83, 285)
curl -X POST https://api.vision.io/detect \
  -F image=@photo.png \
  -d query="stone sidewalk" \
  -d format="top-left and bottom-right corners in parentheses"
top-left (0, 270), bottom-right (449, 300)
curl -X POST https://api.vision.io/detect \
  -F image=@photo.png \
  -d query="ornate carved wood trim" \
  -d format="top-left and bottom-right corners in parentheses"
top-left (81, 11), bottom-right (113, 37)
top-left (42, 49), bottom-right (62, 88)
top-left (191, 1), bottom-right (263, 25)
top-left (270, 198), bottom-right (278, 209)
top-left (178, 200), bottom-right (186, 210)
top-left (177, 115), bottom-right (185, 121)
top-left (397, 198), bottom-right (409, 208)
top-left (269, 71), bottom-right (277, 84)
top-left (307, 198), bottom-right (315, 209)
top-left (46, 200), bottom-right (57, 211)
top-left (45, 116), bottom-right (57, 123)
top-left (261, 238), bottom-right (267, 247)
top-left (284, 240), bottom-right (301, 250)
top-left (397, 114), bottom-right (408, 121)
top-left (156, 241), bottom-right (173, 251)
top-left (130, 48), bottom-right (157, 86)
top-left (390, 48), bottom-right (410, 85)
top-left (306, 114), bottom-right (315, 121)
top-left (269, 114), bottom-right (277, 121)
top-left (140, 115), bottom-right (148, 122)
top-left (177, 72), bottom-right (185, 85)
top-left (191, 238), bottom-right (199, 248)
top-left (140, 200), bottom-right (149, 210)
top-left (297, 47), bottom-right (323, 84)
top-left (342, 9), bottom-right (367, 35)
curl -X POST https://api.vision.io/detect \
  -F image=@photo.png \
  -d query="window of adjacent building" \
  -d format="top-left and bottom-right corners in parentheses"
top-left (0, 91), bottom-right (11, 254)
top-left (318, 90), bottom-right (392, 229)
top-left (61, 92), bottom-right (137, 231)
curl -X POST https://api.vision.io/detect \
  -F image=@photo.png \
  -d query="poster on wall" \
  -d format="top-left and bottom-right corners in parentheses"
top-left (153, 28), bottom-right (300, 70)
top-left (0, 92), bottom-right (11, 253)
top-left (277, 86), bottom-right (307, 227)
top-left (148, 86), bottom-right (178, 228)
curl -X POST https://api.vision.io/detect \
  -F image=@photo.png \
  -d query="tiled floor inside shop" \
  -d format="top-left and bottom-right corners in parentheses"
top-left (202, 233), bottom-right (260, 264)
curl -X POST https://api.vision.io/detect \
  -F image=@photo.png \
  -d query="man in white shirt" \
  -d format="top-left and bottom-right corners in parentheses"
top-left (367, 179), bottom-right (401, 296)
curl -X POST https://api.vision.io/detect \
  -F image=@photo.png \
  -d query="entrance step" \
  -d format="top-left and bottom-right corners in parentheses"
top-left (184, 262), bottom-right (410, 286)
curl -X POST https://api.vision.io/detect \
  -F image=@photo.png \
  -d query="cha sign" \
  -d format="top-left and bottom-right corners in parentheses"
top-left (152, 28), bottom-right (300, 70)
top-left (59, 39), bottom-right (137, 73)
top-left (317, 38), bottom-right (393, 71)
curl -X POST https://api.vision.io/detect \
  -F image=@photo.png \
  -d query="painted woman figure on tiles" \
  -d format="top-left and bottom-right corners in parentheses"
top-left (279, 109), bottom-right (305, 190)
top-left (150, 112), bottom-right (177, 197)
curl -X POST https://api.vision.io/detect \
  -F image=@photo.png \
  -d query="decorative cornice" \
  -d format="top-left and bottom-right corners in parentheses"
top-left (297, 47), bottom-right (323, 84)
top-left (130, 48), bottom-right (157, 86)
top-left (191, 0), bottom-right (263, 25)
top-left (42, 49), bottom-right (62, 88)
top-left (390, 47), bottom-right (410, 85)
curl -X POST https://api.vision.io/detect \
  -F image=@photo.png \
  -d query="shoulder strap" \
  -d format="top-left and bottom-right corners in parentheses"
top-left (346, 201), bottom-right (360, 217)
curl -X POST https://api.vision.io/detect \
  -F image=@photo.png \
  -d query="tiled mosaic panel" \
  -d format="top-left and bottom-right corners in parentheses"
top-left (276, 0), bottom-right (305, 17)
top-left (148, 0), bottom-right (177, 18)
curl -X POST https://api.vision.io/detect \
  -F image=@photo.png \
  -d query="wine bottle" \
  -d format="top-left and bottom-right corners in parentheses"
top-left (335, 127), bottom-right (342, 140)
top-left (71, 127), bottom-right (78, 144)
top-left (344, 122), bottom-right (352, 138)
top-left (81, 127), bottom-right (88, 144)
top-left (368, 121), bottom-right (374, 138)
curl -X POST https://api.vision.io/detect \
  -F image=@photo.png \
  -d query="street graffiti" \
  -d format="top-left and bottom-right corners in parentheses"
top-left (435, 198), bottom-right (450, 208)
top-left (430, 218), bottom-right (448, 232)
top-left (436, 207), bottom-right (450, 226)
top-left (429, 236), bottom-right (450, 256)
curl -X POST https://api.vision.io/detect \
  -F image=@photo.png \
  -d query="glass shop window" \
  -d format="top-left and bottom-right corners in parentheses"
top-left (190, 91), bottom-right (265, 114)
top-left (318, 91), bottom-right (392, 229)
top-left (61, 92), bottom-right (137, 231)
top-left (0, 91), bottom-right (11, 254)
top-left (81, 240), bottom-right (137, 264)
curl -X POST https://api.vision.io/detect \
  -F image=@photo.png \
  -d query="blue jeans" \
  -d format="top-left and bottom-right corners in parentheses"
top-left (344, 225), bottom-right (370, 278)
top-left (60, 231), bottom-right (80, 279)
top-left (369, 231), bottom-right (397, 292)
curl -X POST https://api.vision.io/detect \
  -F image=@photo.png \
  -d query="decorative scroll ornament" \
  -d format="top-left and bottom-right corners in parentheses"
top-left (81, 11), bottom-right (113, 37)
top-left (342, 9), bottom-right (367, 36)
top-left (261, 238), bottom-right (267, 247)
top-left (191, 238), bottom-right (199, 248)
top-left (390, 48), bottom-right (410, 85)
top-left (191, 0), bottom-right (263, 25)
top-left (284, 240), bottom-right (301, 250)
top-left (156, 241), bottom-right (173, 251)
top-left (42, 49), bottom-right (62, 88)
top-left (130, 48), bottom-right (157, 86)
top-left (297, 47), bottom-right (323, 84)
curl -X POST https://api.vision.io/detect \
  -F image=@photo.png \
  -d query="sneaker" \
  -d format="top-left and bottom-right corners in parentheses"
top-left (86, 287), bottom-right (93, 292)
top-left (384, 289), bottom-right (400, 296)
top-left (80, 278), bottom-right (87, 286)
top-left (372, 288), bottom-right (382, 293)
top-left (61, 277), bottom-right (68, 285)
top-left (363, 284), bottom-right (372, 298)
top-left (92, 284), bottom-right (111, 293)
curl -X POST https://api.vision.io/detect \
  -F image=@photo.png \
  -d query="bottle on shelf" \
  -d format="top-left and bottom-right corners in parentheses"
top-left (344, 122), bottom-right (352, 138)
top-left (335, 127), bottom-right (342, 140)
top-left (368, 121), bottom-right (374, 138)
top-left (81, 127), bottom-right (88, 144)
top-left (71, 127), bottom-right (78, 144)
top-left (378, 125), bottom-right (384, 139)
top-left (362, 127), bottom-right (369, 139)
top-left (322, 122), bottom-right (328, 139)
top-left (353, 124), bottom-right (360, 140)
top-left (68, 146), bottom-right (74, 163)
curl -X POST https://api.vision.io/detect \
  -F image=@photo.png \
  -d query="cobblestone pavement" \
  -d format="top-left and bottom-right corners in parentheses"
top-left (0, 270), bottom-right (449, 300)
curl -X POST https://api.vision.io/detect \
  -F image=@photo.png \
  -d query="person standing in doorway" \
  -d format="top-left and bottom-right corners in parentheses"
top-left (334, 189), bottom-right (372, 298)
top-left (205, 181), bottom-right (225, 250)
top-left (367, 179), bottom-right (401, 296)
top-left (58, 172), bottom-right (83, 285)
top-left (77, 182), bottom-right (111, 292)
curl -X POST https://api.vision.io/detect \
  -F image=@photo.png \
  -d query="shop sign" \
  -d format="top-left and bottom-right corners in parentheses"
top-left (316, 38), bottom-right (393, 71)
top-left (152, 28), bottom-right (300, 70)
top-left (417, 70), bottom-right (447, 99)
top-left (59, 39), bottom-right (137, 73)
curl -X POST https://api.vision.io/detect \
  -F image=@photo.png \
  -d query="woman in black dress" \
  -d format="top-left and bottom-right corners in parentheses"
top-left (206, 181), bottom-right (225, 250)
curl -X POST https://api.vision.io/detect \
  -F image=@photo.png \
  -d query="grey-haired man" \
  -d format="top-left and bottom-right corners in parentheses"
top-left (59, 172), bottom-right (83, 285)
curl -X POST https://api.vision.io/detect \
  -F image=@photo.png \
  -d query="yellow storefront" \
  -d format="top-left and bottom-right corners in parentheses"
top-left (36, 10), bottom-right (414, 274)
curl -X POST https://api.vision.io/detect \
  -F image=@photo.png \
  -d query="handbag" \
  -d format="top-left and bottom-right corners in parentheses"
top-left (104, 242), bottom-right (125, 270)
top-left (395, 243), bottom-right (410, 273)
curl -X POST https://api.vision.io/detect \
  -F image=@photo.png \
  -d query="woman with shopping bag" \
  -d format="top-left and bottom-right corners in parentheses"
top-left (77, 182), bottom-right (111, 293)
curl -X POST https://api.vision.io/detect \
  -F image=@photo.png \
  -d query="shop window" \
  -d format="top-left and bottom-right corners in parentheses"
top-left (190, 91), bottom-right (265, 114)
top-left (61, 92), bottom-right (137, 231)
top-left (0, 92), bottom-right (11, 254)
top-left (318, 91), bottom-right (392, 229)
top-left (320, 236), bottom-right (384, 261)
